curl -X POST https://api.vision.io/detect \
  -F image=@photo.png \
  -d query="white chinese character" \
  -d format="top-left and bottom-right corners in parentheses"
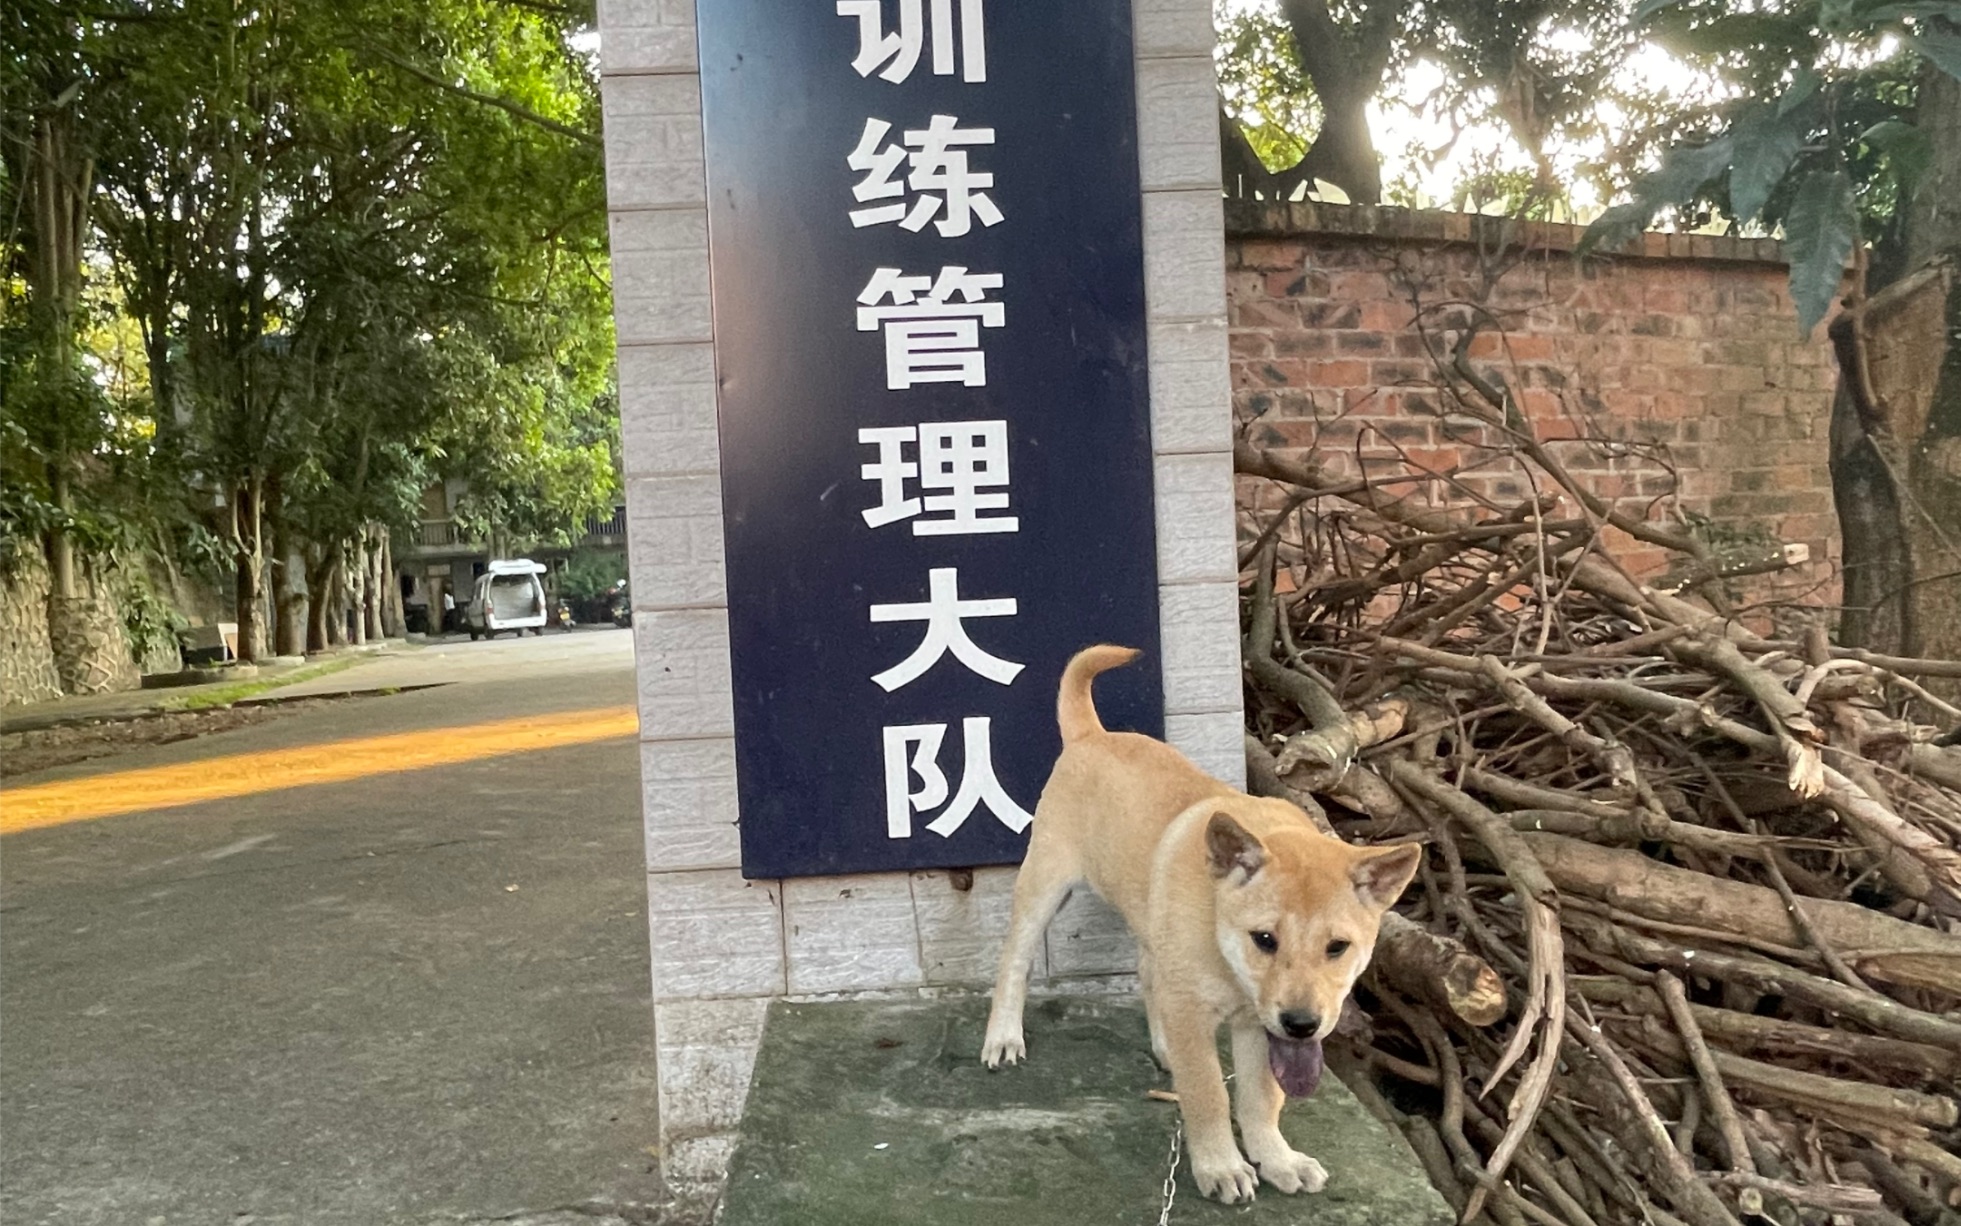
top-left (856, 266), bottom-right (1004, 389)
top-left (882, 722), bottom-right (947, 836)
top-left (883, 717), bottom-right (1032, 838)
top-left (858, 422), bottom-right (1017, 534)
top-left (847, 119), bottom-right (910, 227)
top-left (858, 426), bottom-right (921, 528)
top-left (837, 0), bottom-right (986, 84)
top-left (869, 566), bottom-right (1023, 691)
top-left (847, 114), bottom-right (1002, 237)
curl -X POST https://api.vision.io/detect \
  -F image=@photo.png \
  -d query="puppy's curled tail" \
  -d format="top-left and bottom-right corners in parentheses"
top-left (1058, 644), bottom-right (1141, 743)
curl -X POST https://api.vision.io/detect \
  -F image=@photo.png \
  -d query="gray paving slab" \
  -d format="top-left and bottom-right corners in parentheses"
top-left (721, 996), bottom-right (1453, 1226)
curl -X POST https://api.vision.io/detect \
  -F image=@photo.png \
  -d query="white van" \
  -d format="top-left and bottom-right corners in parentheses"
top-left (465, 559), bottom-right (549, 640)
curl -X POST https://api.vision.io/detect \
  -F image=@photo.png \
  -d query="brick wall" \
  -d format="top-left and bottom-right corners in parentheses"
top-left (1225, 200), bottom-right (1843, 604)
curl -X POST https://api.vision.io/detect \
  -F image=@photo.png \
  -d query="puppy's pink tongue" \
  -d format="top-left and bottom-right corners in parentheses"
top-left (1267, 1034), bottom-right (1324, 1097)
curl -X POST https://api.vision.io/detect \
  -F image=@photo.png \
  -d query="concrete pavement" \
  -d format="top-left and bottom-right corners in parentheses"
top-left (0, 630), bottom-right (668, 1224)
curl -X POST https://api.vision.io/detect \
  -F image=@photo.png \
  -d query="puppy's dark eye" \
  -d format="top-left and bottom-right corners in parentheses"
top-left (1250, 930), bottom-right (1278, 954)
top-left (1326, 939), bottom-right (1352, 959)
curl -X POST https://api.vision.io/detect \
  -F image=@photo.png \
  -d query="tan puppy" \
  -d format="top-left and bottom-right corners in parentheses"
top-left (981, 645), bottom-right (1421, 1203)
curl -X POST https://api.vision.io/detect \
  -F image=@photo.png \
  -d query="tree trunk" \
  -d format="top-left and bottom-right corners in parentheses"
top-left (1293, 84), bottom-right (1382, 204)
top-left (273, 543), bottom-right (308, 658)
top-left (1250, 0), bottom-right (1393, 205)
top-left (363, 525), bottom-right (385, 642)
top-left (268, 478), bottom-right (306, 658)
top-left (45, 466), bottom-right (77, 599)
top-left (1829, 63), bottom-right (1961, 691)
top-left (346, 536), bottom-right (368, 647)
top-left (304, 545), bottom-right (334, 654)
top-left (379, 528), bottom-right (405, 638)
top-left (327, 548), bottom-right (349, 648)
top-left (26, 97), bottom-right (91, 607)
top-left (232, 476), bottom-right (268, 663)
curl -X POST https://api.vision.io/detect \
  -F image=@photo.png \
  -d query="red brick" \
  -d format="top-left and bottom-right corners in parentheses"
top-left (1359, 300), bottom-right (1411, 332)
top-left (1272, 331), bottom-right (1335, 358)
top-left (1370, 360), bottom-right (1433, 386)
top-left (1645, 285), bottom-right (1691, 314)
top-left (1226, 270), bottom-right (1268, 300)
top-left (1504, 334), bottom-right (1559, 363)
top-left (1305, 359), bottom-right (1370, 386)
top-left (1232, 299), bottom-right (1299, 330)
top-left (1516, 389), bottom-right (1563, 420)
top-left (1398, 445), bottom-right (1469, 471)
top-left (1649, 393), bottom-right (1694, 420)
top-left (1625, 365), bottom-right (1665, 392)
top-left (1329, 270), bottom-right (1393, 301)
top-left (1300, 300), bottom-right (1363, 329)
top-left (1236, 240), bottom-right (1300, 273)
top-left (1335, 331), bottom-right (1392, 355)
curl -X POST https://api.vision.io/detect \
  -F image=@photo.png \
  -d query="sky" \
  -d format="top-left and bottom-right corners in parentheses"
top-left (1366, 41), bottom-right (1724, 217)
top-left (1210, 0), bottom-right (1741, 219)
top-left (574, 7), bottom-right (1806, 222)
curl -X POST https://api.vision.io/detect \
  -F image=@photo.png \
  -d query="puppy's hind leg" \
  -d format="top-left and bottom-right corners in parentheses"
top-left (980, 828), bottom-right (1079, 1069)
top-left (1138, 951), bottom-right (1169, 1071)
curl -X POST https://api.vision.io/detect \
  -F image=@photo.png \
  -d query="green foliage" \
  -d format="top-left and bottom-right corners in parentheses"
top-left (115, 567), bottom-right (186, 664)
top-left (1727, 98), bottom-right (1810, 222)
top-left (1451, 161), bottom-right (1568, 217)
top-left (1784, 168), bottom-right (1861, 329)
top-left (1580, 130), bottom-right (1738, 249)
top-left (1408, 0), bottom-right (1634, 185)
top-left (1216, 0), bottom-right (1651, 211)
top-left (1581, 0), bottom-right (1961, 334)
top-left (558, 547), bottom-right (627, 602)
top-left (1217, 8), bottom-right (1322, 173)
top-left (3, 0), bottom-right (616, 639)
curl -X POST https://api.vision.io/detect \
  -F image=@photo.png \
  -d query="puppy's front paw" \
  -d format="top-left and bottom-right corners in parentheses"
top-left (1246, 1139), bottom-right (1328, 1194)
top-left (1191, 1152), bottom-right (1260, 1204)
top-left (980, 1027), bottom-right (1025, 1069)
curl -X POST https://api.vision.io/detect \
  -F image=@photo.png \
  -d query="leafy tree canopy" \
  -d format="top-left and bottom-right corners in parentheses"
top-left (2, 0), bottom-right (615, 653)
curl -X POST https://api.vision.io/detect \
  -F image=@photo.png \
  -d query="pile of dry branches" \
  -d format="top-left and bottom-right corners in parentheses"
top-left (1236, 437), bottom-right (1961, 1226)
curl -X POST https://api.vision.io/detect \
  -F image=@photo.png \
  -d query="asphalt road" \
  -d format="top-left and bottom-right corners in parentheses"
top-left (0, 630), bottom-right (665, 1225)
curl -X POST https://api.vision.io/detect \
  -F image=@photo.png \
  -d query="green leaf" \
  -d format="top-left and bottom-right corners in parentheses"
top-left (1653, 135), bottom-right (1739, 198)
top-left (1782, 170), bottom-right (1858, 336)
top-left (1728, 104), bottom-right (1805, 223)
top-left (1860, 117), bottom-right (1933, 193)
top-left (1907, 27), bottom-right (1961, 80)
top-left (1578, 201), bottom-right (1655, 255)
top-left (1778, 67), bottom-right (1821, 115)
top-left (1633, 0), bottom-right (1690, 24)
top-left (1859, 2), bottom-right (1961, 21)
top-left (1652, 11), bottom-right (1815, 56)
top-left (1578, 135), bottom-right (1734, 254)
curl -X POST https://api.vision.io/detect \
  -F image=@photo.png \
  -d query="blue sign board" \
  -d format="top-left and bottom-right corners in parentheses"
top-left (699, 0), bottom-right (1164, 879)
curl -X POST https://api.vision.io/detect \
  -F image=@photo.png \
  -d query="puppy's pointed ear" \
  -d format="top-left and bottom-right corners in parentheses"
top-left (1206, 813), bottom-right (1266, 881)
top-left (1351, 842), bottom-right (1422, 909)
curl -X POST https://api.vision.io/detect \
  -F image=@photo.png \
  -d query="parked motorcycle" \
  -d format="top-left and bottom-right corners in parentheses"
top-left (609, 579), bottom-right (632, 629)
top-left (554, 598), bottom-right (575, 631)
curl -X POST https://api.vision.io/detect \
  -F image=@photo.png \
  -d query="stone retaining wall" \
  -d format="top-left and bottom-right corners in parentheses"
top-left (1, 553), bottom-right (64, 707)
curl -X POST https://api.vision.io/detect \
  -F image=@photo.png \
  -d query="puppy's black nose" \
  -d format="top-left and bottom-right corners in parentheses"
top-left (1279, 1010), bottom-right (1320, 1039)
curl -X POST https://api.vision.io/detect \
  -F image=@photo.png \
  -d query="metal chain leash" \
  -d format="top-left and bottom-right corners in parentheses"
top-left (1155, 1116), bottom-right (1182, 1226)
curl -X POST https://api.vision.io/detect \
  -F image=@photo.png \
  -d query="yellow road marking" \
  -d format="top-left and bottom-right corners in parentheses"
top-left (0, 706), bottom-right (639, 835)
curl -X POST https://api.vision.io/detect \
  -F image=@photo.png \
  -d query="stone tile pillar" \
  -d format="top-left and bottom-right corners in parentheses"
top-left (597, 0), bottom-right (1239, 1209)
